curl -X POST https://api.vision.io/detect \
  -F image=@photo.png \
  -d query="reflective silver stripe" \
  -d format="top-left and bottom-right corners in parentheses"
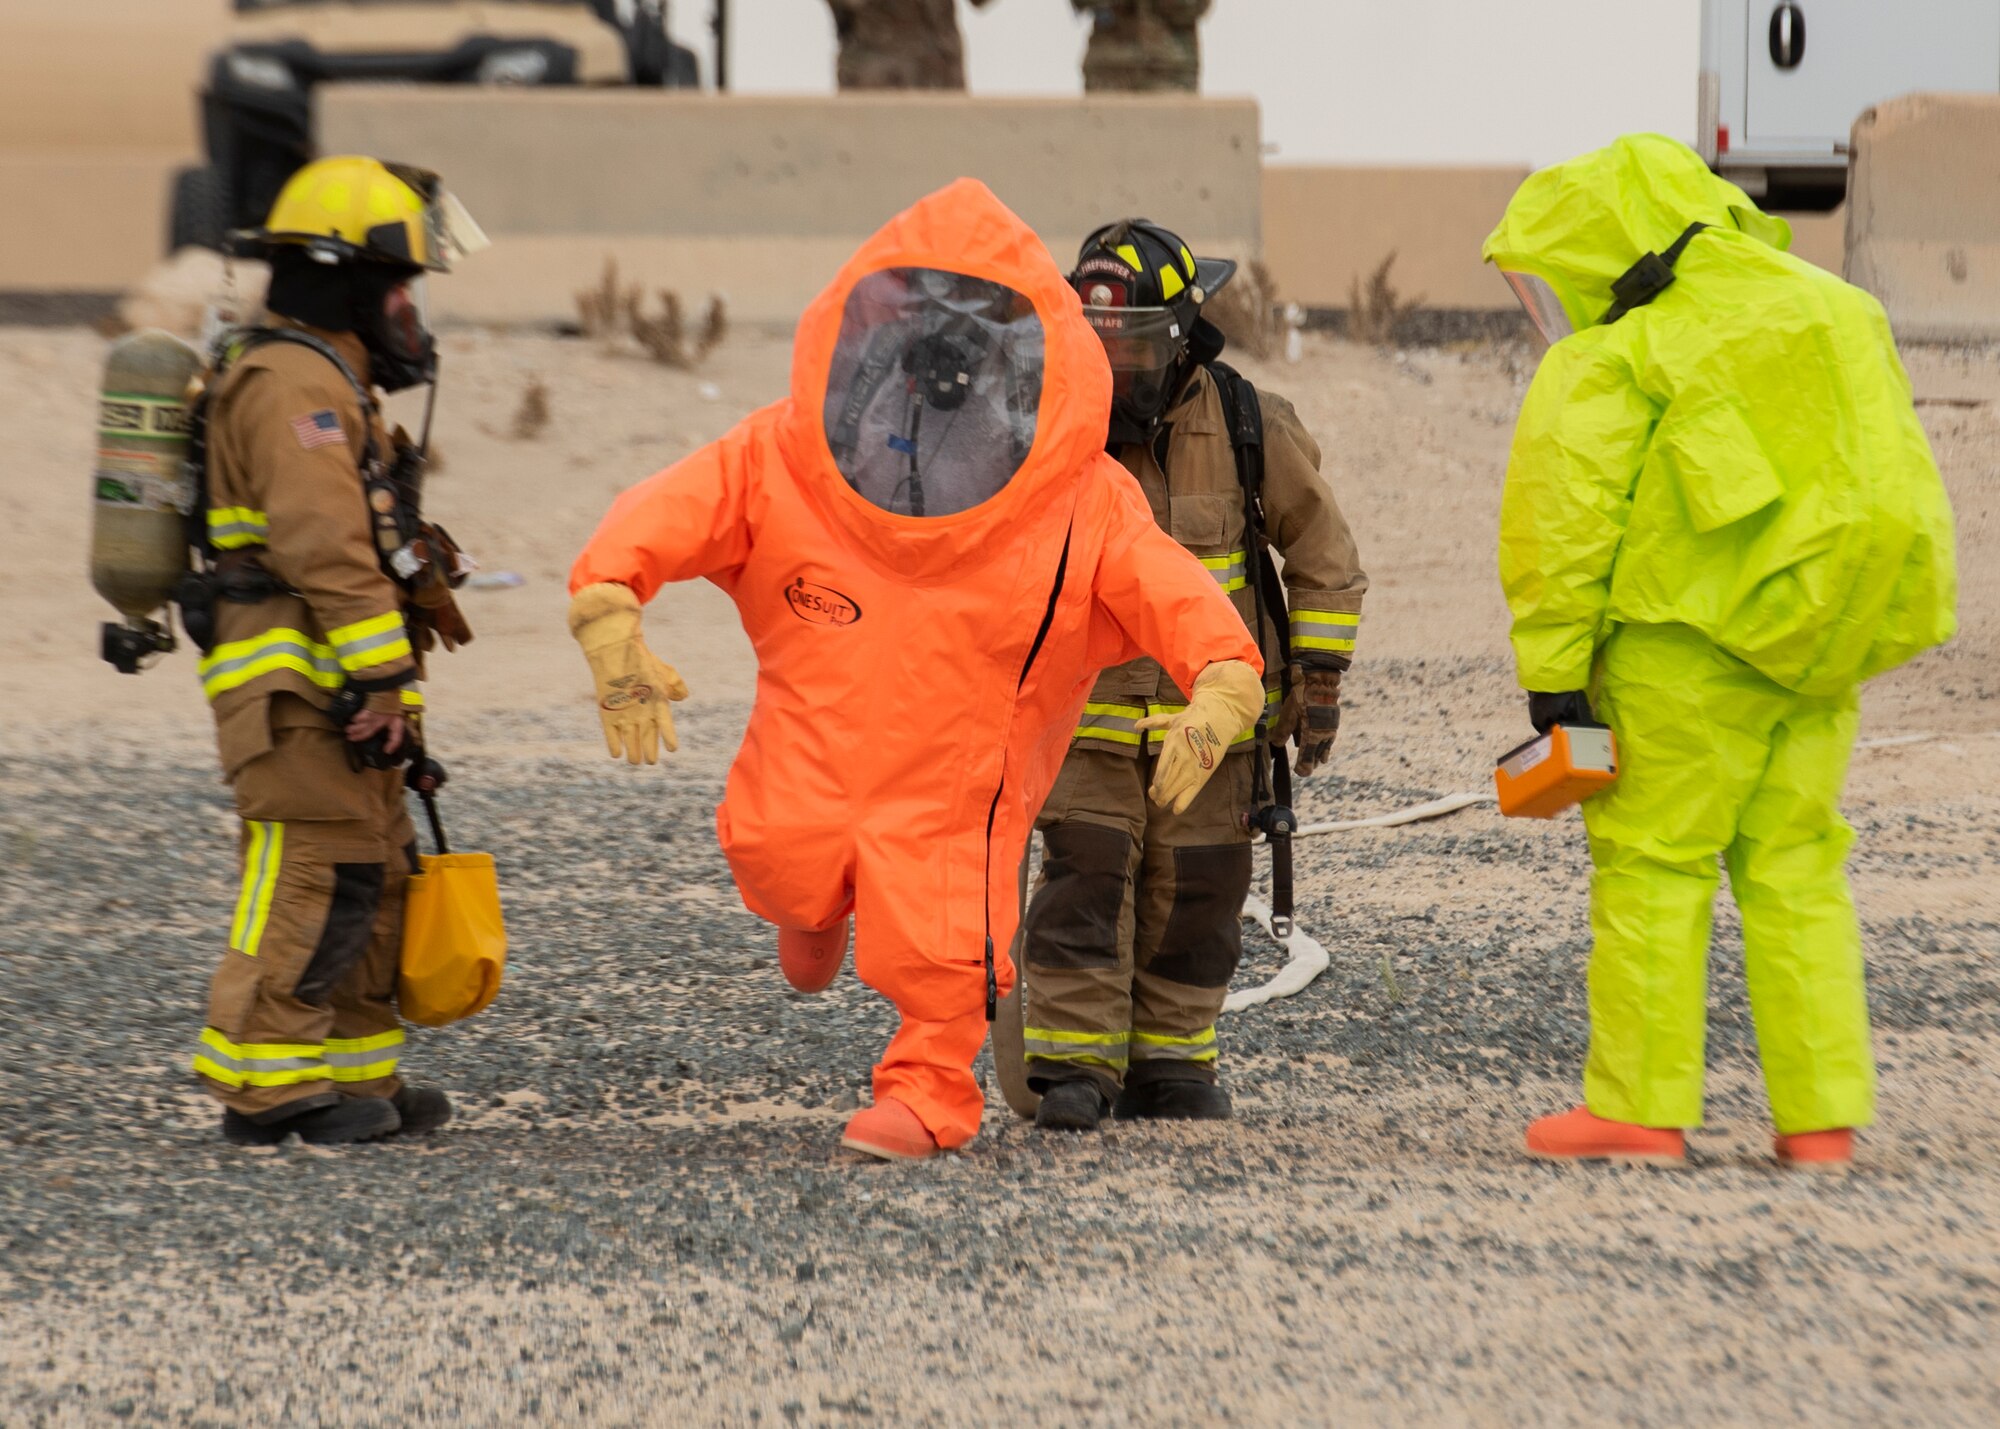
top-left (323, 1039), bottom-right (405, 1070)
top-left (1075, 702), bottom-right (1145, 744)
top-left (331, 625), bottom-right (409, 665)
top-left (1131, 1027), bottom-right (1218, 1062)
top-left (194, 1047), bottom-right (322, 1075)
top-left (207, 521), bottom-right (268, 548)
top-left (198, 638), bottom-right (342, 689)
top-left (1023, 1033), bottom-right (1130, 1064)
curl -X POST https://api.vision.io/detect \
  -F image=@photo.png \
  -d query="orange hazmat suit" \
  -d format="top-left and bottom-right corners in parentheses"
top-left (570, 180), bottom-right (1260, 1148)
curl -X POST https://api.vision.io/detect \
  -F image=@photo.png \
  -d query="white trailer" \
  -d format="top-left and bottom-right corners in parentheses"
top-left (1699, 0), bottom-right (2000, 209)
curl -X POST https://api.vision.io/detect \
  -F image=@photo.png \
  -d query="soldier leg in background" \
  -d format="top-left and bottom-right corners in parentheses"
top-left (194, 694), bottom-right (413, 1146)
top-left (829, 0), bottom-right (968, 91)
top-left (1021, 749), bottom-right (1148, 1129)
top-left (1119, 751), bottom-right (1253, 1119)
top-left (1077, 0), bottom-right (1209, 93)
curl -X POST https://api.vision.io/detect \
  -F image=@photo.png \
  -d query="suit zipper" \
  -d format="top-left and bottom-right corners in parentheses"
top-left (983, 525), bottom-right (1072, 1020)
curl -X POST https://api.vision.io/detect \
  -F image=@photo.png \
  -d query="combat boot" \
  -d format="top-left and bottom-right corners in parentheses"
top-left (221, 1096), bottom-right (401, 1147)
top-left (389, 1086), bottom-right (453, 1137)
top-left (1114, 1077), bottom-right (1232, 1121)
top-left (1034, 1079), bottom-right (1109, 1132)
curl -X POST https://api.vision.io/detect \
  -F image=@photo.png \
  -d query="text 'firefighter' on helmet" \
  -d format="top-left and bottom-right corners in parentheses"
top-left (1069, 219), bottom-right (1236, 445)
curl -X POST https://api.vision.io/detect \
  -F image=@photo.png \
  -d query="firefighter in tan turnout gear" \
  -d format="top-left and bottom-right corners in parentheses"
top-left (189, 156), bottom-right (484, 1146)
top-left (1024, 220), bottom-right (1366, 1130)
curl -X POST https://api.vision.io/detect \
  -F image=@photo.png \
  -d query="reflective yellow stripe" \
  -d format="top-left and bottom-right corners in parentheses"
top-left (326, 611), bottom-right (413, 673)
top-left (1023, 1026), bottom-right (1129, 1070)
top-left (325, 1028), bottom-right (405, 1083)
top-left (1131, 1026), bottom-right (1219, 1063)
top-left (1200, 549), bottom-right (1248, 595)
top-left (1074, 700), bottom-right (1146, 745)
top-left (198, 629), bottom-right (343, 699)
top-left (400, 687), bottom-right (425, 709)
top-left (206, 506), bottom-right (269, 550)
top-left (1292, 609), bottom-right (1360, 654)
top-left (192, 1027), bottom-right (327, 1088)
top-left (228, 820), bottom-right (284, 957)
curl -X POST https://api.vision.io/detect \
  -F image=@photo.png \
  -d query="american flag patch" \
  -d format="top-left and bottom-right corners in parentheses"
top-left (289, 409), bottom-right (346, 451)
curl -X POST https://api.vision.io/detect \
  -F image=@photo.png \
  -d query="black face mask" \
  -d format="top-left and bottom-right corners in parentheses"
top-left (1103, 318), bottom-right (1224, 449)
top-left (353, 269), bottom-right (437, 394)
top-left (263, 251), bottom-right (435, 392)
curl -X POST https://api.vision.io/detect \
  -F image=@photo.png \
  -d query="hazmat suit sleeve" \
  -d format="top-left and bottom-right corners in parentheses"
top-left (1089, 459), bottom-right (1263, 689)
top-left (225, 366), bottom-right (416, 690)
top-left (1498, 342), bottom-right (1660, 692)
top-left (568, 419), bottom-right (760, 600)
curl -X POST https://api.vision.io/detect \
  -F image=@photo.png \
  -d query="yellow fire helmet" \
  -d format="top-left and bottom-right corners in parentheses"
top-left (237, 155), bottom-right (489, 273)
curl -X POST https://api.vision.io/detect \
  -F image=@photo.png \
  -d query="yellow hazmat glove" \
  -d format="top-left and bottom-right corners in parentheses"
top-left (567, 582), bottom-right (690, 766)
top-left (1136, 660), bottom-right (1266, 814)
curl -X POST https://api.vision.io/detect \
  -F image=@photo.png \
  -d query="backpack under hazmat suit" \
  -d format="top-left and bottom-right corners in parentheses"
top-left (1483, 134), bottom-right (1956, 1135)
top-left (569, 179), bottom-right (1261, 1149)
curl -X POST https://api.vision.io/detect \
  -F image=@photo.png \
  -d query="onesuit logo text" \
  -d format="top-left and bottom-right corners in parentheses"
top-left (785, 577), bottom-right (862, 627)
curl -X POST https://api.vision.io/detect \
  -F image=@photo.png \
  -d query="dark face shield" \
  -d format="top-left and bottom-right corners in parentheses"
top-left (823, 267), bottom-right (1044, 519)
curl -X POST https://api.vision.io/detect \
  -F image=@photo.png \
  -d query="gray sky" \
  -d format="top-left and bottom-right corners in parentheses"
top-left (687, 0), bottom-right (1701, 167)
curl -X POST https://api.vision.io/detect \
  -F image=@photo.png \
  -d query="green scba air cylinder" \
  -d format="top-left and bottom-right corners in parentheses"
top-left (91, 329), bottom-right (202, 672)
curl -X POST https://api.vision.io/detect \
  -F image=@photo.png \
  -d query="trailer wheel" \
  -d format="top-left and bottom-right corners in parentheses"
top-left (167, 165), bottom-right (230, 254)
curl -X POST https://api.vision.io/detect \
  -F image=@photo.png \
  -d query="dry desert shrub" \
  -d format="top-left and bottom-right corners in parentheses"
top-left (575, 256), bottom-right (727, 367)
top-left (1348, 253), bottom-right (1425, 347)
top-left (510, 377), bottom-right (551, 441)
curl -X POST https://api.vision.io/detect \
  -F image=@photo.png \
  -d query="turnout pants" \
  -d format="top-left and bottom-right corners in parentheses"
top-left (193, 694), bottom-right (416, 1120)
top-left (1583, 623), bottom-right (1873, 1135)
top-left (1021, 745), bottom-right (1255, 1097)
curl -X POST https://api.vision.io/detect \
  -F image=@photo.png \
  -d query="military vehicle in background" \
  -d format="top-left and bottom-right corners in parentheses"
top-left (170, 0), bottom-right (700, 253)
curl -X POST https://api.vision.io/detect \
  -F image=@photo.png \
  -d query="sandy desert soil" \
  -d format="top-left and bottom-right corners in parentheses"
top-left (2, 325), bottom-right (1997, 1425)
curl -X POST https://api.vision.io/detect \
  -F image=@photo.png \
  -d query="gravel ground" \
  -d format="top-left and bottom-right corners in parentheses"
top-left (3, 328), bottom-right (1997, 1425)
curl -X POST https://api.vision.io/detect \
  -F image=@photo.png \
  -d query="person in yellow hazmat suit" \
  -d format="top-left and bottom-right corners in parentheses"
top-left (1484, 134), bottom-right (1957, 1169)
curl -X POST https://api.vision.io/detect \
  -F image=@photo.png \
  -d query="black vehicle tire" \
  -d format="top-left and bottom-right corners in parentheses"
top-left (665, 40), bottom-right (700, 88)
top-left (168, 165), bottom-right (231, 254)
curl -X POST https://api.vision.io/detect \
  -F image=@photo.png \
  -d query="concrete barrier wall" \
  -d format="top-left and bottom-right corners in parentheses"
top-left (1261, 165), bottom-right (1529, 314)
top-left (1845, 92), bottom-right (2000, 342)
top-left (319, 89), bottom-right (1262, 327)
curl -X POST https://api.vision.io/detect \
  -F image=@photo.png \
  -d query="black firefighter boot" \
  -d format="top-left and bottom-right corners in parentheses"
top-left (389, 1085), bottom-right (453, 1136)
top-left (1114, 1073), bottom-right (1233, 1121)
top-left (221, 1094), bottom-right (401, 1147)
top-left (1035, 1078), bottom-right (1111, 1132)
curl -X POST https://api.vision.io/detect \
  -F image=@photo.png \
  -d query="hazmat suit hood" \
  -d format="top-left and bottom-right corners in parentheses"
top-left (1482, 133), bottom-right (1793, 336)
top-left (777, 179), bottom-right (1112, 581)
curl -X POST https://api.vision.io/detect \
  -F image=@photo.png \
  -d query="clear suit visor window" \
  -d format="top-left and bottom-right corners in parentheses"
top-left (1502, 270), bottom-right (1575, 347)
top-left (823, 266), bottom-right (1045, 519)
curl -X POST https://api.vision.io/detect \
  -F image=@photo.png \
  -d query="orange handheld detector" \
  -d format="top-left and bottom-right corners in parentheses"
top-left (1494, 723), bottom-right (1619, 819)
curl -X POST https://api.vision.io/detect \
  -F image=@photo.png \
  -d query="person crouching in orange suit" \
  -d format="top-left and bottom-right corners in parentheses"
top-left (566, 179), bottom-right (1265, 1161)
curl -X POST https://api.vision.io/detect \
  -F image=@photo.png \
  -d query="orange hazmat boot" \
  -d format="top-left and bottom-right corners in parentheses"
top-left (1775, 1127), bottom-right (1853, 1170)
top-left (778, 917), bottom-right (850, 994)
top-left (840, 1097), bottom-right (940, 1161)
top-left (1526, 1105), bottom-right (1686, 1164)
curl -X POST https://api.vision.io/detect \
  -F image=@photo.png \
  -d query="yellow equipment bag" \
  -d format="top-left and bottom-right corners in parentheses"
top-left (399, 851), bottom-right (507, 1026)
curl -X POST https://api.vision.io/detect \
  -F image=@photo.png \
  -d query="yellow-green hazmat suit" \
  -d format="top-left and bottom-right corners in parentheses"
top-left (1483, 134), bottom-right (1957, 1133)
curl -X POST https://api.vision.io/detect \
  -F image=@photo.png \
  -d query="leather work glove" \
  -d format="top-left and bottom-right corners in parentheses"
top-left (1528, 689), bottom-right (1596, 735)
top-left (1292, 666), bottom-right (1343, 777)
top-left (1137, 659), bottom-right (1266, 815)
top-left (567, 581), bottom-right (690, 766)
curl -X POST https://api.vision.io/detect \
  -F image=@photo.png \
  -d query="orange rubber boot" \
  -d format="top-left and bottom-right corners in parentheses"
top-left (778, 917), bottom-right (851, 993)
top-left (1525, 1106), bottom-right (1686, 1164)
top-left (1775, 1127), bottom-right (1853, 1170)
top-left (840, 1096), bottom-right (940, 1161)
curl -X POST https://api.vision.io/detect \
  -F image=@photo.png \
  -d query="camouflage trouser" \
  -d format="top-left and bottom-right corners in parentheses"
top-left (829, 0), bottom-right (967, 90)
top-left (1077, 0), bottom-right (1207, 92)
top-left (1021, 744), bottom-right (1254, 1096)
